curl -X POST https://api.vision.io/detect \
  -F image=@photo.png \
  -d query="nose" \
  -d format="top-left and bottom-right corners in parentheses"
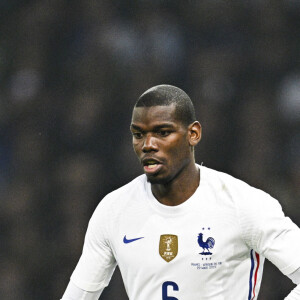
top-left (142, 134), bottom-right (158, 153)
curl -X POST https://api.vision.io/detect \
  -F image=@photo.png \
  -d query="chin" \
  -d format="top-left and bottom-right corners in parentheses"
top-left (146, 174), bottom-right (171, 185)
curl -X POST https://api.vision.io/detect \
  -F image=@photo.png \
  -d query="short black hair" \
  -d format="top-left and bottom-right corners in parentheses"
top-left (135, 84), bottom-right (196, 126)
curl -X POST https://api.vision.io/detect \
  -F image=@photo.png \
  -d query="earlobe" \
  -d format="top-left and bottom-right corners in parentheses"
top-left (189, 121), bottom-right (202, 146)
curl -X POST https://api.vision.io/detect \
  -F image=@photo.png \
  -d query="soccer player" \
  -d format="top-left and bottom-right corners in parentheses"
top-left (61, 85), bottom-right (300, 299)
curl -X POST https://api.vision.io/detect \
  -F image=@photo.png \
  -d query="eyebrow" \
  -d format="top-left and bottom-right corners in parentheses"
top-left (130, 123), bottom-right (176, 131)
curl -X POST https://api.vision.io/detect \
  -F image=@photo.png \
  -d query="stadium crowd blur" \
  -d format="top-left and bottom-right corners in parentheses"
top-left (0, 1), bottom-right (299, 299)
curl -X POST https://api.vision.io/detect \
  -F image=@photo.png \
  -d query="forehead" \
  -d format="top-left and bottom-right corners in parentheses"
top-left (131, 105), bottom-right (179, 126)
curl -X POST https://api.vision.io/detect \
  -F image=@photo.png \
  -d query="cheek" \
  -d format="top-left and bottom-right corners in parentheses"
top-left (132, 140), bottom-right (140, 154)
top-left (166, 140), bottom-right (189, 160)
top-left (132, 140), bottom-right (146, 157)
top-left (172, 147), bottom-right (189, 161)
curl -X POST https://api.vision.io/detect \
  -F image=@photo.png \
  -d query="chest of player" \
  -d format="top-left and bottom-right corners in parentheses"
top-left (112, 208), bottom-right (247, 280)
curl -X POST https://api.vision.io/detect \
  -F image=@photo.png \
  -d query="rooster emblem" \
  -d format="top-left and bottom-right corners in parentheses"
top-left (198, 233), bottom-right (215, 255)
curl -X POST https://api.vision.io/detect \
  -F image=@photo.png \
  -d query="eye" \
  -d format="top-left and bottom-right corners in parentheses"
top-left (132, 132), bottom-right (143, 139)
top-left (158, 130), bottom-right (171, 137)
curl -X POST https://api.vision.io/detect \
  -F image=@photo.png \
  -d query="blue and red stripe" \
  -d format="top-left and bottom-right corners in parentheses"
top-left (248, 249), bottom-right (260, 300)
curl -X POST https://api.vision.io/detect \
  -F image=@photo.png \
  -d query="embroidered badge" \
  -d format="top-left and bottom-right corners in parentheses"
top-left (159, 234), bottom-right (178, 262)
top-left (198, 232), bottom-right (215, 255)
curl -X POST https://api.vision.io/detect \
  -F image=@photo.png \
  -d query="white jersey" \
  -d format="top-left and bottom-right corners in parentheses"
top-left (70, 165), bottom-right (300, 300)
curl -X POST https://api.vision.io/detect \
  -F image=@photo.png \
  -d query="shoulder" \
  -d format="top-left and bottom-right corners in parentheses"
top-left (201, 165), bottom-right (267, 196)
top-left (199, 165), bottom-right (281, 211)
top-left (91, 174), bottom-right (147, 219)
top-left (200, 165), bottom-right (287, 246)
top-left (200, 165), bottom-right (252, 196)
top-left (103, 174), bottom-right (146, 203)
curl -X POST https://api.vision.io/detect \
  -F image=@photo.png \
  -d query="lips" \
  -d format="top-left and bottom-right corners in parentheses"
top-left (142, 157), bottom-right (163, 175)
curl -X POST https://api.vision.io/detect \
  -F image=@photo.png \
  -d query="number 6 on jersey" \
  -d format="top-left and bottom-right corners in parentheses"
top-left (162, 281), bottom-right (179, 300)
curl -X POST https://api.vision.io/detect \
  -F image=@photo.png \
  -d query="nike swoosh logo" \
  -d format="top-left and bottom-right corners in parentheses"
top-left (123, 235), bottom-right (144, 244)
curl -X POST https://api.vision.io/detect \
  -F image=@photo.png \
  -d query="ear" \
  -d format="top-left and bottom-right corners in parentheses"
top-left (188, 121), bottom-right (202, 146)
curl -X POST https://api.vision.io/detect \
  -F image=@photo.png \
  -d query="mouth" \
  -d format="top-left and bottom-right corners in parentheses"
top-left (142, 158), bottom-right (163, 175)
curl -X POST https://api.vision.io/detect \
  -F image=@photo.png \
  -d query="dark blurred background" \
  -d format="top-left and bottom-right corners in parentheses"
top-left (0, 0), bottom-right (299, 299)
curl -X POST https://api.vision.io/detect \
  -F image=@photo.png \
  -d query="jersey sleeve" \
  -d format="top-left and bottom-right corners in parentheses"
top-left (70, 197), bottom-right (117, 292)
top-left (237, 185), bottom-right (300, 276)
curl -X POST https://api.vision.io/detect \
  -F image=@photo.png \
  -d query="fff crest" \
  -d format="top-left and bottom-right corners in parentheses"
top-left (159, 234), bottom-right (178, 262)
top-left (198, 232), bottom-right (215, 255)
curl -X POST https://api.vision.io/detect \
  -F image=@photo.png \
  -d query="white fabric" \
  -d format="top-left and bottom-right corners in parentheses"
top-left (285, 269), bottom-right (300, 299)
top-left (288, 268), bottom-right (300, 285)
top-left (61, 281), bottom-right (101, 300)
top-left (285, 284), bottom-right (300, 300)
top-left (69, 165), bottom-right (300, 299)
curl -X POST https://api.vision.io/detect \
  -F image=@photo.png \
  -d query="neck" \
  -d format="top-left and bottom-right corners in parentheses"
top-left (151, 162), bottom-right (200, 206)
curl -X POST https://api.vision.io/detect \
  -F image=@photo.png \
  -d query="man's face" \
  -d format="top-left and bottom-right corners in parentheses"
top-left (130, 104), bottom-right (193, 184)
